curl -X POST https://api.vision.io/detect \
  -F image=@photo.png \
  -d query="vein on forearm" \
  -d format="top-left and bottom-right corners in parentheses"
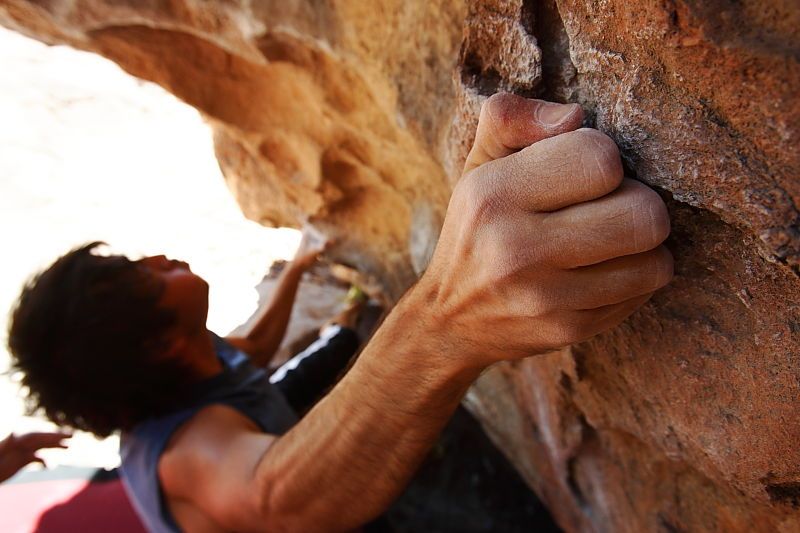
top-left (253, 301), bottom-right (480, 530)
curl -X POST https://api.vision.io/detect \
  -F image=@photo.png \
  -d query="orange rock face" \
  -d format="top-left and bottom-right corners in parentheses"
top-left (2, 0), bottom-right (799, 530)
top-left (2, 0), bottom-right (463, 298)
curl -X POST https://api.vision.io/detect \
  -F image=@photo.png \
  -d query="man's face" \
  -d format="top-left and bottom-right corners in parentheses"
top-left (136, 255), bottom-right (209, 334)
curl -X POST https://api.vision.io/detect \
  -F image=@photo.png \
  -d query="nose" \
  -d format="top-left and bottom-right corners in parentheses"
top-left (139, 255), bottom-right (169, 268)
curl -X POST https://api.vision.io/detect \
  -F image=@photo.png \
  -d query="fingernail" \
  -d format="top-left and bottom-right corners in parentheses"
top-left (537, 102), bottom-right (579, 126)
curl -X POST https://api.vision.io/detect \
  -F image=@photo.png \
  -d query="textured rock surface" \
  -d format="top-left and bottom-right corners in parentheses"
top-left (1, 0), bottom-right (462, 298)
top-left (2, 0), bottom-right (799, 531)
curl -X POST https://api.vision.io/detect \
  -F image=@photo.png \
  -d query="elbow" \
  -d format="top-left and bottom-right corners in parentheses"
top-left (254, 474), bottom-right (318, 533)
top-left (251, 448), bottom-right (359, 532)
top-left (247, 331), bottom-right (280, 361)
top-left (257, 492), bottom-right (365, 533)
top-left (256, 478), bottom-right (361, 533)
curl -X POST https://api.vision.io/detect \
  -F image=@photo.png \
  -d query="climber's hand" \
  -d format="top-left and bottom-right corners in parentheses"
top-left (413, 92), bottom-right (673, 365)
top-left (292, 230), bottom-right (332, 271)
top-left (0, 431), bottom-right (71, 482)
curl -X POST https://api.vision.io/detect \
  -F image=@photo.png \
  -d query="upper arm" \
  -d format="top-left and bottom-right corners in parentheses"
top-left (225, 334), bottom-right (278, 368)
top-left (159, 404), bottom-right (279, 532)
top-left (225, 335), bottom-right (257, 358)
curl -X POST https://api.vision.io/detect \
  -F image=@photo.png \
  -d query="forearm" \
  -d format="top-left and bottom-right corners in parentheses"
top-left (153, 95), bottom-right (672, 533)
top-left (245, 263), bottom-right (304, 366)
top-left (256, 287), bottom-right (483, 531)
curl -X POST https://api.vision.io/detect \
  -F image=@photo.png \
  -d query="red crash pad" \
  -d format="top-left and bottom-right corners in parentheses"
top-left (0, 468), bottom-right (145, 533)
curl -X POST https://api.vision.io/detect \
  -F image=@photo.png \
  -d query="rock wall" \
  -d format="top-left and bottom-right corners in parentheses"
top-left (2, 1), bottom-right (798, 531)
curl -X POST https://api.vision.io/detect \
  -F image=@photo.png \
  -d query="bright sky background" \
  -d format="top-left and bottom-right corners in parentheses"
top-left (0, 27), bottom-right (300, 470)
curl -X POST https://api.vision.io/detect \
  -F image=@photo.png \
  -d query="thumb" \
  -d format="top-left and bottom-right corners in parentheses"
top-left (462, 93), bottom-right (584, 174)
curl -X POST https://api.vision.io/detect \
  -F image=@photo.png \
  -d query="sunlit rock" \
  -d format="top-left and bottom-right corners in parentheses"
top-left (3, 0), bottom-right (799, 530)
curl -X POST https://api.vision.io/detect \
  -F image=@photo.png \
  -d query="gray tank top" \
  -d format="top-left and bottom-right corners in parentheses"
top-left (119, 333), bottom-right (298, 533)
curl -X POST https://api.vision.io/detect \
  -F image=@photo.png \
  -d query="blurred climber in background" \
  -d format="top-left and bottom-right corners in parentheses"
top-left (6, 93), bottom-right (672, 532)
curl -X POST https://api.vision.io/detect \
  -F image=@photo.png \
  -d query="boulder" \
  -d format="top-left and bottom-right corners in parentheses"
top-left (2, 0), bottom-right (798, 530)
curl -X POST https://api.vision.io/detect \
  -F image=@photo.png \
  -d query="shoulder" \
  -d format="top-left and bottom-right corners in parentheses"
top-left (156, 405), bottom-right (282, 530)
top-left (223, 335), bottom-right (256, 357)
top-left (158, 404), bottom-right (260, 493)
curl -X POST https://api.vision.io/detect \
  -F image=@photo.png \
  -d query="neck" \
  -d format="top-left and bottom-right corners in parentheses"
top-left (180, 329), bottom-right (223, 379)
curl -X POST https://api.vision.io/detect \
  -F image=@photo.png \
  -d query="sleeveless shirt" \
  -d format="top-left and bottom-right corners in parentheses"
top-left (119, 333), bottom-right (298, 533)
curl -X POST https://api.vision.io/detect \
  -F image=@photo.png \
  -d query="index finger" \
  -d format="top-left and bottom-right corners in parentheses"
top-left (17, 431), bottom-right (71, 451)
top-left (479, 128), bottom-right (624, 213)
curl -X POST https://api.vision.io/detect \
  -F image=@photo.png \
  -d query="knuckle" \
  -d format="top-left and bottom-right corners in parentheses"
top-left (498, 226), bottom-right (525, 263)
top-left (490, 230), bottom-right (545, 294)
top-left (548, 317), bottom-right (587, 347)
top-left (485, 229), bottom-right (520, 278)
top-left (457, 170), bottom-right (503, 223)
top-left (644, 246), bottom-right (674, 289)
top-left (628, 183), bottom-right (671, 245)
top-left (649, 195), bottom-right (671, 243)
top-left (482, 92), bottom-right (516, 130)
top-left (456, 171), bottom-right (486, 206)
top-left (655, 245), bottom-right (675, 286)
top-left (575, 128), bottom-right (624, 191)
top-left (462, 163), bottom-right (509, 218)
top-left (525, 286), bottom-right (555, 315)
top-left (614, 180), bottom-right (670, 252)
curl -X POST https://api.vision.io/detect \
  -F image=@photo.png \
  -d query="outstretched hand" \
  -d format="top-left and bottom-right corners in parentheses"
top-left (414, 93), bottom-right (673, 365)
top-left (292, 230), bottom-right (332, 271)
top-left (0, 430), bottom-right (71, 482)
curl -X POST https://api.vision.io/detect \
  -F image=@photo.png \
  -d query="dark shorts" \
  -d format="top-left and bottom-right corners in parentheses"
top-left (270, 325), bottom-right (360, 414)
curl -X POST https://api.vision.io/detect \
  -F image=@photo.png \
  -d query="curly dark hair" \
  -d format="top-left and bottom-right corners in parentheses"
top-left (7, 242), bottom-right (197, 437)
